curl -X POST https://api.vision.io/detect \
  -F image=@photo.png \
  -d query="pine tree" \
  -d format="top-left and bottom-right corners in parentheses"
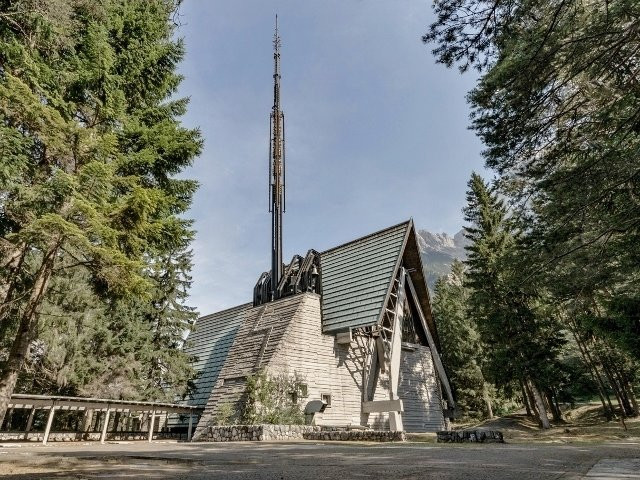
top-left (139, 244), bottom-right (198, 401)
top-left (0, 0), bottom-right (202, 422)
top-left (433, 260), bottom-right (493, 419)
top-left (463, 173), bottom-right (566, 429)
top-left (424, 0), bottom-right (640, 361)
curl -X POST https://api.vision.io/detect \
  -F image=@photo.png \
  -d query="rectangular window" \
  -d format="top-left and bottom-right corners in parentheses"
top-left (321, 393), bottom-right (332, 408)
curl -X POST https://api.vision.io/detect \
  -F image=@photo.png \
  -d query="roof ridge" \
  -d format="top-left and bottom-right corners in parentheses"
top-left (196, 302), bottom-right (252, 321)
top-left (321, 219), bottom-right (411, 255)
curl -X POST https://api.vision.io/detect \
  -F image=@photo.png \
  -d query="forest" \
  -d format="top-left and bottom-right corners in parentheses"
top-left (0, 0), bottom-right (200, 426)
top-left (427, 0), bottom-right (639, 428)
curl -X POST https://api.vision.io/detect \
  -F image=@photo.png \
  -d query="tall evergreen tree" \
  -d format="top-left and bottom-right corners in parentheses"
top-left (433, 260), bottom-right (493, 419)
top-left (0, 0), bottom-right (202, 423)
top-left (424, 0), bottom-right (640, 360)
top-left (463, 173), bottom-right (565, 428)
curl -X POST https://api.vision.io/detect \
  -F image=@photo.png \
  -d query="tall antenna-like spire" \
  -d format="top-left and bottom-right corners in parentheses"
top-left (269, 15), bottom-right (285, 300)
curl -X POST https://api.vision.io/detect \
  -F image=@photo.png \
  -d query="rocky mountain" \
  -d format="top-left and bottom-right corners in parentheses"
top-left (417, 229), bottom-right (469, 290)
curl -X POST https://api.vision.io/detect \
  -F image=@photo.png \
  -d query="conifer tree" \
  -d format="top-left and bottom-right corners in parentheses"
top-left (433, 260), bottom-right (493, 419)
top-left (424, 0), bottom-right (640, 361)
top-left (0, 0), bottom-right (202, 422)
top-left (463, 173), bottom-right (565, 428)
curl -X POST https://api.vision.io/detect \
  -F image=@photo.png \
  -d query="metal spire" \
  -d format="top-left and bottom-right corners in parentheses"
top-left (269, 15), bottom-right (285, 300)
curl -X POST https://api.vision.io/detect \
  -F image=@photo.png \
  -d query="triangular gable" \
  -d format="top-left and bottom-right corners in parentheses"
top-left (401, 223), bottom-right (441, 350)
top-left (320, 221), bottom-right (410, 333)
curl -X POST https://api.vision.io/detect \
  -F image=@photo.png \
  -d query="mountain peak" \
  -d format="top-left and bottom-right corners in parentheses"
top-left (416, 228), bottom-right (469, 289)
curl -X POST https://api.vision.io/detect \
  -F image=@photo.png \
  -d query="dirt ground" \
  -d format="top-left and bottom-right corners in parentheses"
top-left (466, 403), bottom-right (640, 443)
top-left (0, 404), bottom-right (638, 479)
top-left (1, 440), bottom-right (639, 480)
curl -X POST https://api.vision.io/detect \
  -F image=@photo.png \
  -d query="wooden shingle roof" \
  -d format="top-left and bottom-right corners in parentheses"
top-left (320, 220), bottom-right (411, 333)
top-left (184, 303), bottom-right (250, 408)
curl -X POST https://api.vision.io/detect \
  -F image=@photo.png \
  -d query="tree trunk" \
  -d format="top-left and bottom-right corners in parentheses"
top-left (553, 393), bottom-right (562, 421)
top-left (524, 380), bottom-right (540, 419)
top-left (545, 390), bottom-right (563, 422)
top-left (2, 408), bottom-right (14, 430)
top-left (622, 380), bottom-right (639, 417)
top-left (81, 409), bottom-right (94, 433)
top-left (482, 382), bottom-right (494, 419)
top-left (0, 242), bottom-right (26, 285)
top-left (0, 243), bottom-right (58, 425)
top-left (599, 358), bottom-right (628, 418)
top-left (571, 329), bottom-right (613, 419)
top-left (0, 244), bottom-right (27, 322)
top-left (528, 379), bottom-right (551, 429)
top-left (612, 367), bottom-right (635, 416)
top-left (520, 381), bottom-right (532, 416)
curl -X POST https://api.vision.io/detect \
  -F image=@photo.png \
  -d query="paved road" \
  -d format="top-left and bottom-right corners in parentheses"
top-left (0, 440), bottom-right (638, 479)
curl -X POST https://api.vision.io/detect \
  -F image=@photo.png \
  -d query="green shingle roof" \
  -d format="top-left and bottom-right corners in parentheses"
top-left (320, 221), bottom-right (410, 333)
top-left (184, 303), bottom-right (250, 408)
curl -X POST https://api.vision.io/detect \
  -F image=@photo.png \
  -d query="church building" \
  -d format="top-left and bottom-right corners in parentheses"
top-left (184, 22), bottom-right (454, 438)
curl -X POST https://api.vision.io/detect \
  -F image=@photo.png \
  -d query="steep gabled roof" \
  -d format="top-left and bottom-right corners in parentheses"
top-left (184, 303), bottom-right (250, 408)
top-left (320, 221), bottom-right (411, 333)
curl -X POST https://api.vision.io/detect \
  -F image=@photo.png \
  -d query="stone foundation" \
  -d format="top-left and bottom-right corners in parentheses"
top-left (198, 425), bottom-right (406, 442)
top-left (436, 430), bottom-right (504, 443)
top-left (200, 425), bottom-right (318, 441)
top-left (303, 429), bottom-right (405, 442)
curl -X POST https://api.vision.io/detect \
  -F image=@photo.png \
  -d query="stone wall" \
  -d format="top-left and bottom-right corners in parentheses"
top-left (303, 429), bottom-right (406, 442)
top-left (198, 425), bottom-right (406, 442)
top-left (437, 430), bottom-right (504, 443)
top-left (200, 424), bottom-right (320, 442)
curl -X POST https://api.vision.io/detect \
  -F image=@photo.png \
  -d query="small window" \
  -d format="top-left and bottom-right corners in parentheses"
top-left (321, 393), bottom-right (332, 408)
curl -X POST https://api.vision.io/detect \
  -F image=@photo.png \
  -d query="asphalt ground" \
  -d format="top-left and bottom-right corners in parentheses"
top-left (0, 440), bottom-right (638, 479)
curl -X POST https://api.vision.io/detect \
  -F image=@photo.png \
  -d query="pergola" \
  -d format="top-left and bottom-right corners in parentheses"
top-left (7, 394), bottom-right (202, 445)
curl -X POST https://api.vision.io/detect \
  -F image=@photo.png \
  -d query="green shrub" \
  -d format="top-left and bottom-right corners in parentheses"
top-left (242, 369), bottom-right (307, 425)
top-left (213, 402), bottom-right (237, 426)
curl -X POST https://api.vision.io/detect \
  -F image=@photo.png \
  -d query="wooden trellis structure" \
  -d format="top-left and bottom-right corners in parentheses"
top-left (5, 394), bottom-right (202, 445)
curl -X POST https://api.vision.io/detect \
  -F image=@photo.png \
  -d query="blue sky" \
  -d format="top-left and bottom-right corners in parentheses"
top-left (175, 1), bottom-right (484, 315)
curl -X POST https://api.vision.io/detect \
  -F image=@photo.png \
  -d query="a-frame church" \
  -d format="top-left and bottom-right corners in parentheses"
top-left (184, 22), bottom-right (455, 438)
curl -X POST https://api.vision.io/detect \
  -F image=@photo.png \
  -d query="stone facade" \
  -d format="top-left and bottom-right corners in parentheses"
top-left (303, 429), bottom-right (405, 442)
top-left (192, 293), bottom-right (446, 439)
top-left (198, 425), bottom-right (405, 442)
top-left (200, 424), bottom-right (319, 442)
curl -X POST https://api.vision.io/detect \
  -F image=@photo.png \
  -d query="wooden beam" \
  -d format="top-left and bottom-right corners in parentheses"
top-left (42, 406), bottom-right (56, 445)
top-left (388, 268), bottom-right (406, 431)
top-left (100, 408), bottom-right (111, 444)
top-left (362, 399), bottom-right (404, 414)
top-left (336, 330), bottom-right (352, 344)
top-left (363, 336), bottom-right (377, 403)
top-left (375, 336), bottom-right (386, 373)
top-left (148, 410), bottom-right (156, 442)
top-left (9, 394), bottom-right (201, 415)
top-left (24, 407), bottom-right (36, 440)
top-left (187, 414), bottom-right (193, 442)
top-left (405, 274), bottom-right (455, 409)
